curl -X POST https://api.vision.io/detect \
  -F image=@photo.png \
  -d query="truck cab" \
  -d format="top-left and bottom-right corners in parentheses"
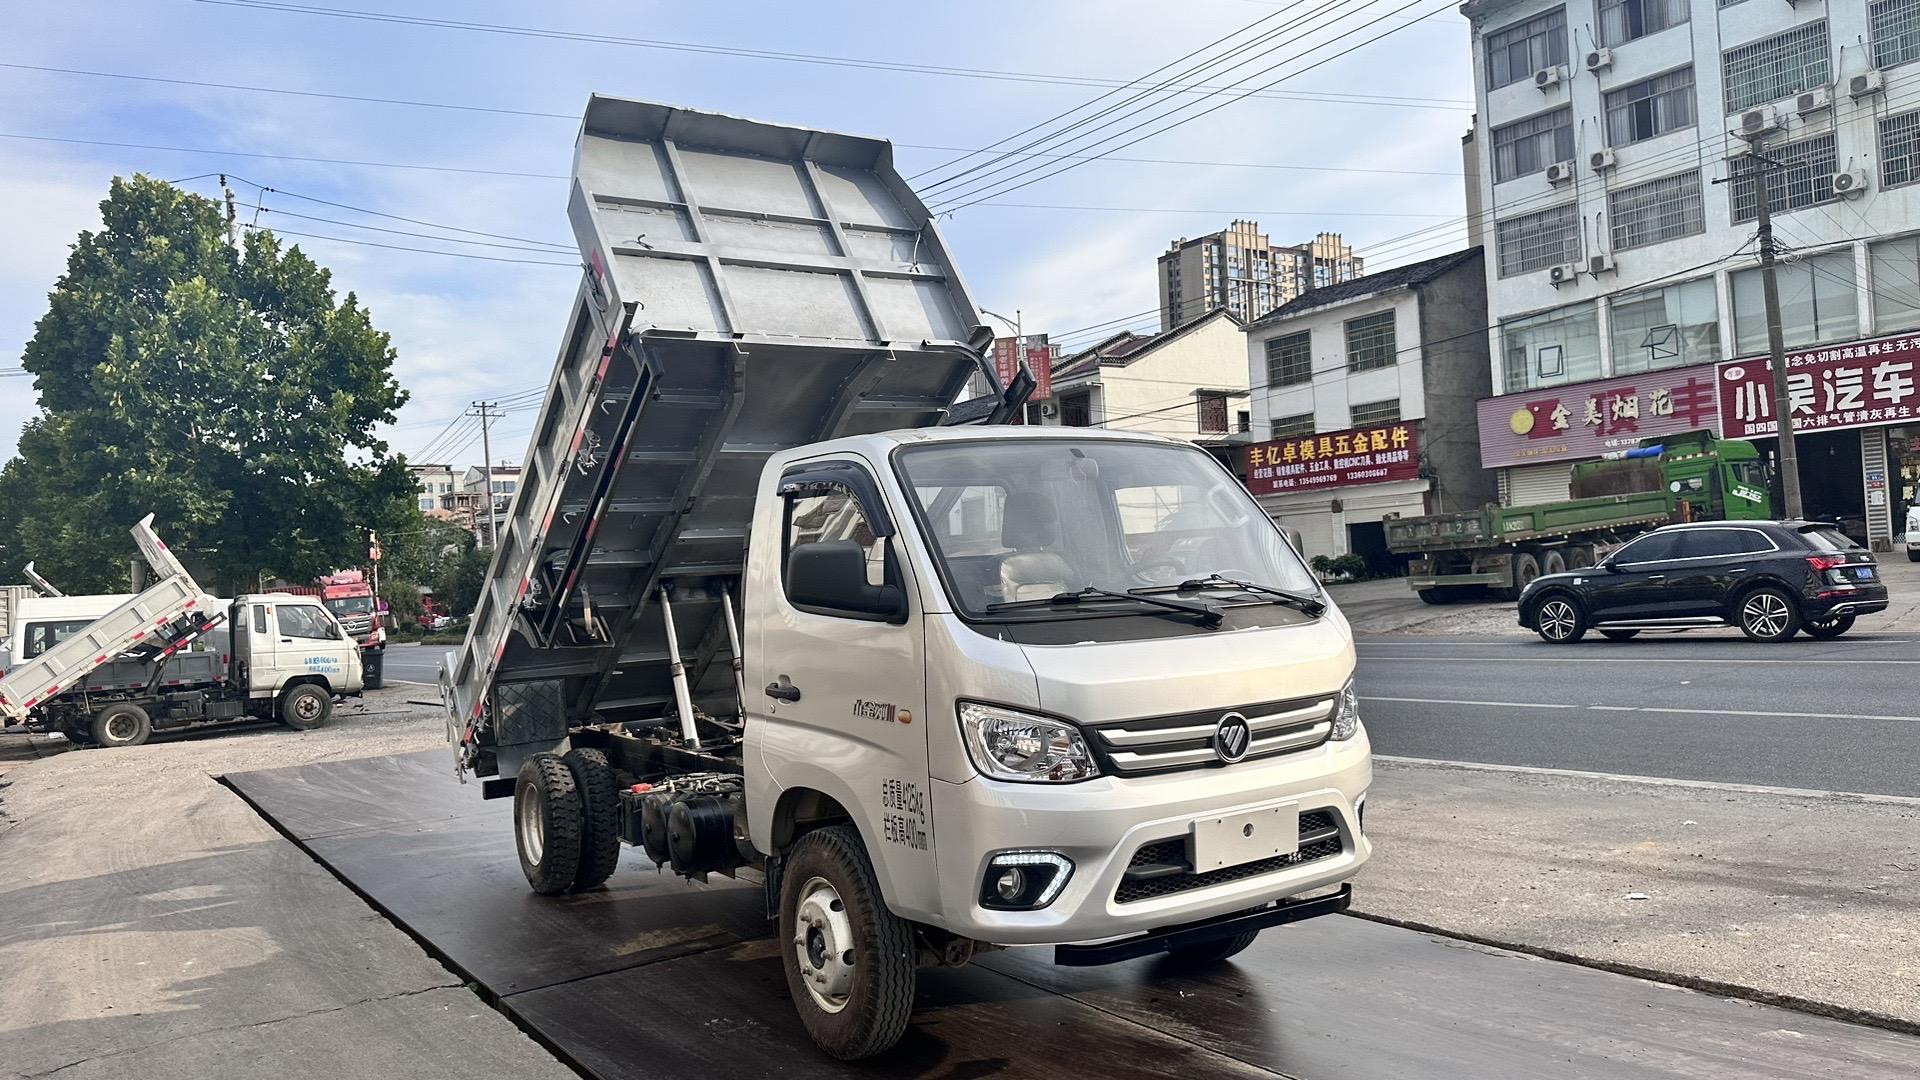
top-left (230, 594), bottom-right (366, 703)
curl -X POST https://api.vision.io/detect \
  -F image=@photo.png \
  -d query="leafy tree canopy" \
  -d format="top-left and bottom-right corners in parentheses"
top-left (0, 175), bottom-right (416, 594)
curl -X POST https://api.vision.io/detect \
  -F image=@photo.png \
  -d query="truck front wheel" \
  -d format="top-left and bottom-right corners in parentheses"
top-left (779, 825), bottom-right (916, 1060)
top-left (280, 684), bottom-right (333, 730)
top-left (91, 703), bottom-right (152, 748)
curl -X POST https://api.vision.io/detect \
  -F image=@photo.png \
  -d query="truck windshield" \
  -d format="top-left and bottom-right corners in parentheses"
top-left (895, 439), bottom-right (1317, 619)
top-left (327, 596), bottom-right (375, 615)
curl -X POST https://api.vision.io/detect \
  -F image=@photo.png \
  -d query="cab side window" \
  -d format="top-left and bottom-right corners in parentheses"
top-left (786, 486), bottom-right (886, 589)
top-left (253, 605), bottom-right (269, 635)
top-left (23, 619), bottom-right (93, 659)
top-left (277, 604), bottom-right (337, 640)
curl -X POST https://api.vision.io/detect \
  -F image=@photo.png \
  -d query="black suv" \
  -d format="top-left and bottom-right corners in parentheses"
top-left (1518, 521), bottom-right (1888, 644)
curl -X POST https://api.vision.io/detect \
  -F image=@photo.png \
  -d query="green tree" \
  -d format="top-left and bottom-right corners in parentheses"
top-left (376, 512), bottom-right (473, 619)
top-left (5, 175), bottom-right (414, 593)
top-left (431, 533), bottom-right (492, 618)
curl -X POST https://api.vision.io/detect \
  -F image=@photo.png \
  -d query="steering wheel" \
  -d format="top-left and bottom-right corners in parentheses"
top-left (1128, 558), bottom-right (1187, 586)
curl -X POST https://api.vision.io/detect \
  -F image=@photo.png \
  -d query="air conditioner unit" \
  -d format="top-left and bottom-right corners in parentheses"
top-left (1534, 65), bottom-right (1564, 90)
top-left (1040, 401), bottom-right (1060, 417)
top-left (1548, 262), bottom-right (1580, 286)
top-left (1850, 70), bottom-right (1885, 100)
top-left (1585, 48), bottom-right (1612, 73)
top-left (1739, 106), bottom-right (1780, 137)
top-left (1833, 169), bottom-right (1871, 198)
top-left (1590, 149), bottom-right (1617, 173)
top-left (1544, 160), bottom-right (1576, 184)
top-left (1795, 86), bottom-right (1832, 116)
top-left (1588, 253), bottom-right (1617, 276)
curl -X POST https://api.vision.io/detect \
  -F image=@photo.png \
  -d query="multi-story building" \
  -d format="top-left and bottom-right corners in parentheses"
top-left (1158, 223), bottom-right (1364, 329)
top-left (1243, 248), bottom-right (1496, 566)
top-left (1465, 0), bottom-right (1920, 548)
top-left (407, 463), bottom-right (456, 514)
top-left (1037, 309), bottom-right (1251, 462)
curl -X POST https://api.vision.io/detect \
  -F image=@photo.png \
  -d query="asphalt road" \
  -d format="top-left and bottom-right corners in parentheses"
top-left (1357, 631), bottom-right (1920, 798)
top-left (380, 642), bottom-right (449, 685)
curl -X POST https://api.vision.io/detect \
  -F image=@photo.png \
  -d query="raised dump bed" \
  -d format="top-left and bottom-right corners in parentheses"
top-left (444, 97), bottom-right (995, 782)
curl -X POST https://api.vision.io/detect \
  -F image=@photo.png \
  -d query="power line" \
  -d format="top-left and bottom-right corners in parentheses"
top-left (194, 0), bottom-right (1472, 110)
top-left (0, 131), bottom-right (567, 180)
top-left (241, 223), bottom-right (578, 266)
top-left (219, 174), bottom-right (572, 248)
top-left (981, 202), bottom-right (1458, 218)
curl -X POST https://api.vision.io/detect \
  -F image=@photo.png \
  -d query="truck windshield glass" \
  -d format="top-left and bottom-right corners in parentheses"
top-left (327, 596), bottom-right (375, 615)
top-left (896, 439), bottom-right (1316, 618)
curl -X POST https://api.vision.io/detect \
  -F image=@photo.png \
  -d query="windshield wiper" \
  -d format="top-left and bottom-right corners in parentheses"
top-left (1149, 573), bottom-right (1327, 617)
top-left (986, 586), bottom-right (1223, 627)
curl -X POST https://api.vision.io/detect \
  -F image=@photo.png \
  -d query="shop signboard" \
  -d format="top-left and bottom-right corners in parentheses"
top-left (1476, 365), bottom-right (1721, 469)
top-left (1244, 422), bottom-right (1419, 496)
top-left (992, 337), bottom-right (1055, 401)
top-left (1716, 332), bottom-right (1920, 439)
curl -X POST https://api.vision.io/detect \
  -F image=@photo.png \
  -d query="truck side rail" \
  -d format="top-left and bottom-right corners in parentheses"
top-left (0, 572), bottom-right (217, 724)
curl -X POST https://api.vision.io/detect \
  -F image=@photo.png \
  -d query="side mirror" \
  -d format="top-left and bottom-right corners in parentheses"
top-left (786, 540), bottom-right (907, 623)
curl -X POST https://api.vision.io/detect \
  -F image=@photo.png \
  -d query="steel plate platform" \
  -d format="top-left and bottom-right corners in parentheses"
top-left (225, 753), bottom-right (1920, 1079)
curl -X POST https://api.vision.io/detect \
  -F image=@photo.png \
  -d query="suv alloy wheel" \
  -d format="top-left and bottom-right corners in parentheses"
top-left (1736, 586), bottom-right (1801, 642)
top-left (1534, 595), bottom-right (1586, 643)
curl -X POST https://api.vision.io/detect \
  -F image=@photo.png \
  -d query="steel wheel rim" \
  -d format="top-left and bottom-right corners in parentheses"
top-left (793, 875), bottom-right (856, 1014)
top-left (1539, 600), bottom-right (1577, 641)
top-left (294, 694), bottom-right (321, 721)
top-left (106, 712), bottom-right (137, 741)
top-left (517, 787), bottom-right (546, 864)
top-left (1743, 592), bottom-right (1789, 636)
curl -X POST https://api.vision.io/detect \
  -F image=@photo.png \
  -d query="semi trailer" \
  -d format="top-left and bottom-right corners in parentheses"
top-left (0, 517), bottom-right (364, 746)
top-left (1385, 431), bottom-right (1773, 601)
top-left (438, 97), bottom-right (1371, 1060)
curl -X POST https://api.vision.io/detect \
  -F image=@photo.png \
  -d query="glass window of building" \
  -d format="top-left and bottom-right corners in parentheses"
top-left (1496, 203), bottom-right (1581, 277)
top-left (1731, 251), bottom-right (1858, 355)
top-left (1610, 278), bottom-right (1720, 374)
top-left (1502, 302), bottom-right (1602, 391)
top-left (1349, 399), bottom-right (1401, 426)
top-left (1604, 68), bottom-right (1696, 146)
top-left (1270, 412), bottom-right (1316, 440)
top-left (1491, 107), bottom-right (1574, 182)
top-left (1729, 133), bottom-right (1837, 223)
top-left (1264, 330), bottom-right (1313, 387)
top-left (1486, 8), bottom-right (1568, 89)
top-left (1871, 235), bottom-right (1920, 333)
top-left (1345, 311), bottom-right (1398, 371)
top-left (1882, 110), bottom-right (1920, 189)
top-left (1722, 22), bottom-right (1831, 114)
top-left (1609, 169), bottom-right (1706, 250)
top-left (1599, 0), bottom-right (1688, 46)
top-left (1871, 0), bottom-right (1920, 69)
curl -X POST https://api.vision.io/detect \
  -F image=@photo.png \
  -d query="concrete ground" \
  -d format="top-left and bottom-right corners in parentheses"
top-left (0, 693), bottom-right (573, 1080)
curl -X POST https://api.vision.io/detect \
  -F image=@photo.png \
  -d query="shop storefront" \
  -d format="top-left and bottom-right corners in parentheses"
top-left (1244, 421), bottom-right (1426, 571)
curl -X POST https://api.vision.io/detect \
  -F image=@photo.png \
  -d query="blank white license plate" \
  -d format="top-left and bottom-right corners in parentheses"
top-left (1189, 803), bottom-right (1299, 872)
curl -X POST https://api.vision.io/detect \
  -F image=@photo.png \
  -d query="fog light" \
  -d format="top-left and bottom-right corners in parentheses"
top-left (994, 867), bottom-right (1026, 902)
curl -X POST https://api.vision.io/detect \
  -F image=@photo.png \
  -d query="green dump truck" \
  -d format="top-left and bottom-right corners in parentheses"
top-left (1385, 431), bottom-right (1773, 602)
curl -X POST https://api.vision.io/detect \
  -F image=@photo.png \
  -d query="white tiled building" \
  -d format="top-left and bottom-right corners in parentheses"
top-left (1465, 0), bottom-right (1920, 545)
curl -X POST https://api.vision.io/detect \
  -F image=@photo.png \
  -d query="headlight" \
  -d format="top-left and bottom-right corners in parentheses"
top-left (1329, 678), bottom-right (1361, 741)
top-left (958, 702), bottom-right (1099, 783)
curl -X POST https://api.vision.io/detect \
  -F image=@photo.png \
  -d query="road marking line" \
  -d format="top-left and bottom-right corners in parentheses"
top-left (1361, 655), bottom-right (1920, 665)
top-left (1373, 755), bottom-right (1920, 806)
top-left (1361, 695), bottom-right (1920, 724)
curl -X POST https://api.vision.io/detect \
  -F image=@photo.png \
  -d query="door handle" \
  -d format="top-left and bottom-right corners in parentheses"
top-left (280, 638), bottom-right (294, 644)
top-left (1645, 575), bottom-right (1666, 582)
top-left (764, 676), bottom-right (802, 702)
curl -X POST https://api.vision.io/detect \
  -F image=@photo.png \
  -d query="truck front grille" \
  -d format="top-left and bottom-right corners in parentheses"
top-left (1114, 809), bottom-right (1343, 904)
top-left (1087, 695), bottom-right (1336, 776)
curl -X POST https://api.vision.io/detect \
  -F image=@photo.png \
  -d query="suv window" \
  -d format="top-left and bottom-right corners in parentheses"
top-left (1614, 531), bottom-right (1681, 563)
top-left (1726, 529), bottom-right (1776, 555)
top-left (1673, 529), bottom-right (1744, 559)
top-left (1799, 527), bottom-right (1864, 554)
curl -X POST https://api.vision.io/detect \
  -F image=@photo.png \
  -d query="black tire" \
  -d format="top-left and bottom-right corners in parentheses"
top-left (1418, 587), bottom-right (1446, 605)
top-left (1568, 547), bottom-right (1595, 570)
top-left (563, 747), bottom-right (621, 892)
top-left (1513, 551), bottom-right (1543, 592)
top-left (1532, 593), bottom-right (1586, 643)
top-left (58, 716), bottom-right (96, 746)
top-left (1165, 930), bottom-right (1260, 966)
top-left (1909, 550), bottom-right (1920, 563)
top-left (515, 753), bottom-right (583, 895)
top-left (90, 703), bottom-right (151, 748)
top-left (1542, 550), bottom-right (1567, 577)
top-left (1599, 629), bottom-right (1641, 641)
top-left (280, 683), bottom-right (332, 730)
top-left (779, 825), bottom-right (917, 1060)
top-left (1804, 613), bottom-right (1856, 640)
top-left (1736, 586), bottom-right (1802, 642)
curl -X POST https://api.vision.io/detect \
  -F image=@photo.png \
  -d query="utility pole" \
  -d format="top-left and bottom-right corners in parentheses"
top-left (1744, 136), bottom-right (1804, 519)
top-left (219, 174), bottom-right (243, 258)
top-left (468, 401), bottom-right (500, 548)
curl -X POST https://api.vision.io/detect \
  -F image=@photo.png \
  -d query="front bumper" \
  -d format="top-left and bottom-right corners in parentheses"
top-left (928, 731), bottom-right (1371, 945)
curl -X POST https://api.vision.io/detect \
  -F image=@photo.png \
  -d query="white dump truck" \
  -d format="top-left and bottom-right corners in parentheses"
top-left (0, 517), bottom-right (365, 746)
top-left (440, 97), bottom-right (1371, 1059)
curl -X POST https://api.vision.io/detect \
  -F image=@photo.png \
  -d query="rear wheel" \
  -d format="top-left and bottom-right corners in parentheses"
top-left (1737, 587), bottom-right (1802, 642)
top-left (91, 703), bottom-right (151, 748)
top-left (780, 825), bottom-right (916, 1060)
top-left (1166, 930), bottom-right (1260, 966)
top-left (1568, 547), bottom-right (1595, 571)
top-left (279, 684), bottom-right (332, 730)
top-left (515, 753), bottom-right (583, 895)
top-left (1599, 629), bottom-right (1641, 641)
top-left (1803, 613), bottom-right (1856, 639)
top-left (1534, 595), bottom-right (1586, 643)
top-left (1542, 550), bottom-right (1567, 577)
top-left (563, 747), bottom-right (621, 892)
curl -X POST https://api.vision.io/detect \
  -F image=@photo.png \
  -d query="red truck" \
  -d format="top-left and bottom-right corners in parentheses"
top-left (273, 570), bottom-right (386, 687)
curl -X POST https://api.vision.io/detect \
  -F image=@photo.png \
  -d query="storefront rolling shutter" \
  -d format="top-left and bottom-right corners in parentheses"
top-left (1863, 429), bottom-right (1892, 550)
top-left (1503, 463), bottom-right (1572, 506)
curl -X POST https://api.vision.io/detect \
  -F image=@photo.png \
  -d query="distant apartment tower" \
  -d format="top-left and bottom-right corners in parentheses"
top-left (1157, 222), bottom-right (1364, 328)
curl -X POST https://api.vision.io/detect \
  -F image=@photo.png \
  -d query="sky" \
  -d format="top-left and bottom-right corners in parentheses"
top-left (0, 0), bottom-right (1476, 466)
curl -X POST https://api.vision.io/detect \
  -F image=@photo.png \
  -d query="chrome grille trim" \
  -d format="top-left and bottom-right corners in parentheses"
top-left (1089, 694), bottom-right (1338, 776)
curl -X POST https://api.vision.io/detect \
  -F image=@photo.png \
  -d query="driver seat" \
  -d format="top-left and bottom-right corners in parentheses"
top-left (999, 492), bottom-right (1074, 602)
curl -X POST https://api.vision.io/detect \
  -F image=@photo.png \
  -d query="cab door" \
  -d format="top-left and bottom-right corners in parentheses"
top-left (746, 459), bottom-right (935, 917)
top-left (266, 600), bottom-right (353, 691)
